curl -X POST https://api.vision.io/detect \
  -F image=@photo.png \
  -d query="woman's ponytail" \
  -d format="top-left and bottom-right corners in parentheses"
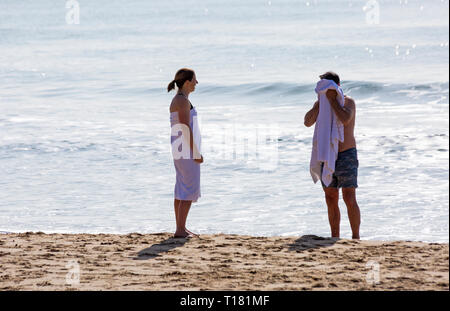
top-left (167, 80), bottom-right (176, 92)
top-left (168, 68), bottom-right (195, 93)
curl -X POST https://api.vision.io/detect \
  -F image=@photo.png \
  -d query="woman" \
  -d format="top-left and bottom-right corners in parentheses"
top-left (168, 68), bottom-right (203, 238)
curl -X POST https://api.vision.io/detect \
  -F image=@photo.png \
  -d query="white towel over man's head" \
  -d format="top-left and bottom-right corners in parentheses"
top-left (310, 79), bottom-right (345, 187)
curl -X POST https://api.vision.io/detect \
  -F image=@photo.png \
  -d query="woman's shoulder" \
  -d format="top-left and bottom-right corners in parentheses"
top-left (170, 95), bottom-right (190, 113)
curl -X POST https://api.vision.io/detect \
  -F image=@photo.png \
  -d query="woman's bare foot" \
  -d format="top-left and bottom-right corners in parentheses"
top-left (185, 228), bottom-right (199, 237)
top-left (173, 230), bottom-right (190, 238)
top-left (173, 229), bottom-right (199, 238)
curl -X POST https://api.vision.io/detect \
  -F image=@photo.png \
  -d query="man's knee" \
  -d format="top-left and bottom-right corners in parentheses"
top-left (342, 188), bottom-right (357, 205)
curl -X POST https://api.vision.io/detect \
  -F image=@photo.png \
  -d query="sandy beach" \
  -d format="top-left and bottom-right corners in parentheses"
top-left (0, 232), bottom-right (448, 291)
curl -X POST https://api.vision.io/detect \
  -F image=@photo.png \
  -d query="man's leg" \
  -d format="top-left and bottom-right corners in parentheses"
top-left (342, 188), bottom-right (360, 239)
top-left (324, 187), bottom-right (340, 238)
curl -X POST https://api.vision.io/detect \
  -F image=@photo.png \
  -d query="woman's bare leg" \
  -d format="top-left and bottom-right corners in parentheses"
top-left (174, 198), bottom-right (180, 232)
top-left (174, 200), bottom-right (193, 237)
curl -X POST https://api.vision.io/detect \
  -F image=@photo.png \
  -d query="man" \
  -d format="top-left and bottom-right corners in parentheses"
top-left (304, 72), bottom-right (361, 239)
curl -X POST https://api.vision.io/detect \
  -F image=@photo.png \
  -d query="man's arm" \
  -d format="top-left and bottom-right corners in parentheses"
top-left (304, 100), bottom-right (319, 127)
top-left (326, 90), bottom-right (355, 125)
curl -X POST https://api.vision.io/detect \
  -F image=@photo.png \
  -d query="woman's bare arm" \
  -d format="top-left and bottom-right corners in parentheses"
top-left (174, 97), bottom-right (202, 162)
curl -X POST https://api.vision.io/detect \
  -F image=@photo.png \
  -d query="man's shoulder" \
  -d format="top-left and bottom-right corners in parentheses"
top-left (344, 96), bottom-right (355, 106)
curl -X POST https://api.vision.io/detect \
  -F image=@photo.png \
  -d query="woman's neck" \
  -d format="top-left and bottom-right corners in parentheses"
top-left (177, 89), bottom-right (189, 98)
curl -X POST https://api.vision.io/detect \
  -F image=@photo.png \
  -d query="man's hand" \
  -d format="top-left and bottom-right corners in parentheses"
top-left (326, 90), bottom-right (355, 125)
top-left (194, 155), bottom-right (204, 164)
top-left (326, 89), bottom-right (338, 103)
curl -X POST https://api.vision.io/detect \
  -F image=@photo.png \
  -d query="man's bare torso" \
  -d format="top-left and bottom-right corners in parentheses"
top-left (339, 96), bottom-right (356, 152)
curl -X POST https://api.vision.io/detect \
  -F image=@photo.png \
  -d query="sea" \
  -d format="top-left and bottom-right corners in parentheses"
top-left (0, 0), bottom-right (448, 242)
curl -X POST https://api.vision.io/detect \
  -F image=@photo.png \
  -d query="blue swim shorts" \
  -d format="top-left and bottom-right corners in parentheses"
top-left (321, 148), bottom-right (359, 188)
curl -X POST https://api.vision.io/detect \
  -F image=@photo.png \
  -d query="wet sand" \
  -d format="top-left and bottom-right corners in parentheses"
top-left (0, 232), bottom-right (448, 291)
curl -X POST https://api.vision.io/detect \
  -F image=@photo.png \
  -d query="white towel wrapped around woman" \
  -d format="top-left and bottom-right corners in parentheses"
top-left (310, 79), bottom-right (345, 187)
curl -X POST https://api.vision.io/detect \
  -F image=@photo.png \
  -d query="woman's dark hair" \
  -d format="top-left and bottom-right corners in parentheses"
top-left (167, 68), bottom-right (195, 92)
top-left (320, 71), bottom-right (340, 85)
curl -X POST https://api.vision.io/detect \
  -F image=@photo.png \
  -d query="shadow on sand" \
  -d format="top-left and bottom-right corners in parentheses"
top-left (134, 237), bottom-right (189, 260)
top-left (287, 235), bottom-right (338, 252)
